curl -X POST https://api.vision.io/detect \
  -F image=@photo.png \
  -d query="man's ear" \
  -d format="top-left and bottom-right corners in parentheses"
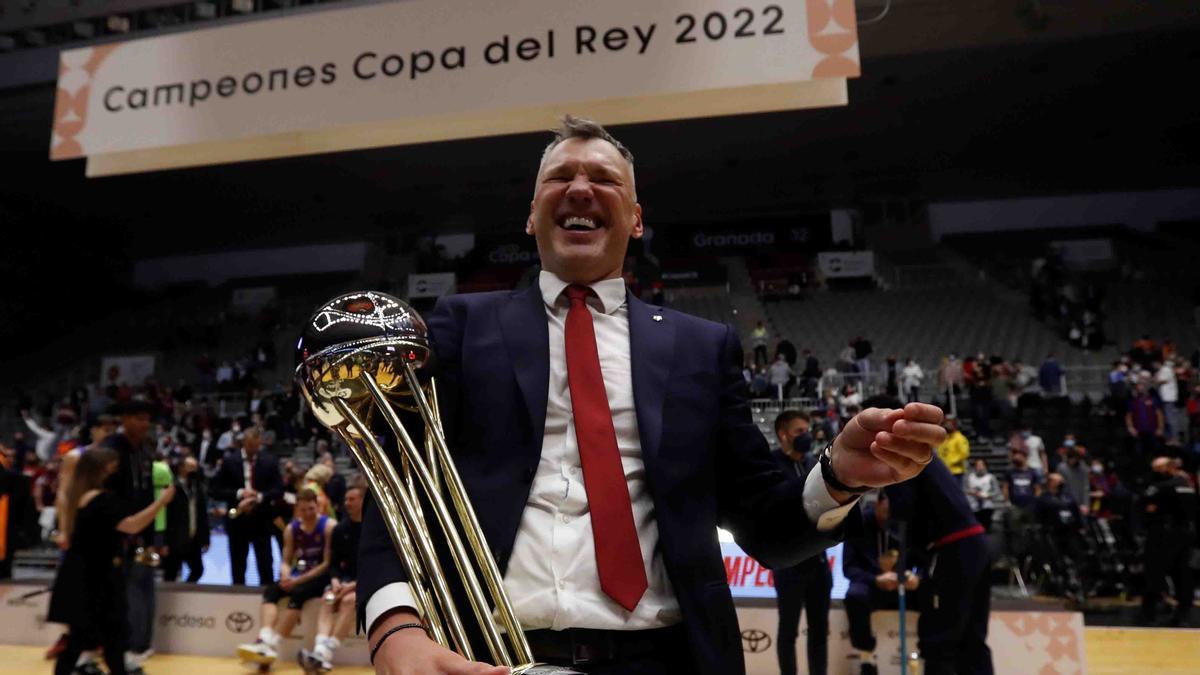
top-left (630, 204), bottom-right (644, 239)
top-left (526, 202), bottom-right (536, 235)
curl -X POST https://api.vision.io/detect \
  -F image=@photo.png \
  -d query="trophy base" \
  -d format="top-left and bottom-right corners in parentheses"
top-left (512, 665), bottom-right (586, 675)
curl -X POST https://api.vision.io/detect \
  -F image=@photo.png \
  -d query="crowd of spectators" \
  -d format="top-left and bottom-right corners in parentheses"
top-left (744, 323), bottom-right (1200, 613)
top-left (0, 351), bottom-right (362, 582)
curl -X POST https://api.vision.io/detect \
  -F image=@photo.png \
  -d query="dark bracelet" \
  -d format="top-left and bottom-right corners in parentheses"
top-left (819, 442), bottom-right (871, 495)
top-left (369, 622), bottom-right (426, 664)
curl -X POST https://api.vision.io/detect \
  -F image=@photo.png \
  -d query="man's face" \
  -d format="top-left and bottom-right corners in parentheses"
top-left (122, 413), bottom-right (152, 442)
top-left (526, 137), bottom-right (643, 284)
top-left (297, 499), bottom-right (318, 523)
top-left (775, 418), bottom-right (810, 455)
top-left (344, 488), bottom-right (364, 520)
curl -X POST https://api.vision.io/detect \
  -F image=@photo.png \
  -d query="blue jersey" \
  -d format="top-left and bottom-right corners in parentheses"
top-left (290, 515), bottom-right (328, 575)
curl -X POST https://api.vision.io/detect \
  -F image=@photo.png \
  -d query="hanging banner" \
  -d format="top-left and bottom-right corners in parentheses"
top-left (818, 250), bottom-right (875, 278)
top-left (407, 272), bottom-right (457, 299)
top-left (50, 0), bottom-right (859, 176)
top-left (102, 354), bottom-right (156, 387)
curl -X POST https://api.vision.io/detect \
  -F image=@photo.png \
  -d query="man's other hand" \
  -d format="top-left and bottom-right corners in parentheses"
top-left (371, 609), bottom-right (509, 675)
top-left (832, 403), bottom-right (946, 491)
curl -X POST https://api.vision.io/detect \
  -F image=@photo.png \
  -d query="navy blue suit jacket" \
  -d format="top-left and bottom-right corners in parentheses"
top-left (358, 284), bottom-right (843, 674)
top-left (210, 449), bottom-right (283, 529)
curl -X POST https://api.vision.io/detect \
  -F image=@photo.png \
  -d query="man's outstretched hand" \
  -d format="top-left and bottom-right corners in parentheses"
top-left (829, 403), bottom-right (945, 498)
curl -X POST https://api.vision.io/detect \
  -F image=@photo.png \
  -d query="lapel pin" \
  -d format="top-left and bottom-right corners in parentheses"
top-left (652, 314), bottom-right (663, 322)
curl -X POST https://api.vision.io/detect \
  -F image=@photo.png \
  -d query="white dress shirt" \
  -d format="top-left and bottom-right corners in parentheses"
top-left (235, 450), bottom-right (263, 503)
top-left (365, 271), bottom-right (856, 633)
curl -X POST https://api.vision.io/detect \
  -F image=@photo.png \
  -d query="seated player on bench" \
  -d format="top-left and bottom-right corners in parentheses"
top-left (298, 477), bottom-right (365, 673)
top-left (238, 488), bottom-right (335, 668)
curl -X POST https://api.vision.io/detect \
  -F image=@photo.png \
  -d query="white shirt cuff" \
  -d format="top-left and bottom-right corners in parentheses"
top-left (802, 465), bottom-right (859, 532)
top-left (365, 582), bottom-right (421, 634)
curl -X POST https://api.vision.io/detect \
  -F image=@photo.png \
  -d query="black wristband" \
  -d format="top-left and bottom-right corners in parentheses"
top-left (819, 442), bottom-right (870, 495)
top-left (369, 622), bottom-right (426, 664)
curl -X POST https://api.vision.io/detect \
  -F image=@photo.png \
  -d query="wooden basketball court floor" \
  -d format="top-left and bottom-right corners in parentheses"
top-left (2, 627), bottom-right (1198, 674)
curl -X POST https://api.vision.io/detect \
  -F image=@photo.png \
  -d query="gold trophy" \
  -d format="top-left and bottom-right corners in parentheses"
top-left (296, 291), bottom-right (581, 674)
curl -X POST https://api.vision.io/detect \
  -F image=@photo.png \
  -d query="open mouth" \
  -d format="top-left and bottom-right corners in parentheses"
top-left (558, 215), bottom-right (603, 232)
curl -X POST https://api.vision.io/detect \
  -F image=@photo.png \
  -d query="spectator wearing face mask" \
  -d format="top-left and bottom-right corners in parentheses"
top-left (768, 353), bottom-right (795, 400)
top-left (1126, 380), bottom-right (1165, 465)
top-left (1057, 445), bottom-right (1091, 514)
top-left (769, 410), bottom-right (831, 675)
top-left (1154, 360), bottom-right (1182, 443)
top-left (935, 417), bottom-right (970, 476)
top-left (1003, 449), bottom-right (1043, 515)
top-left (1019, 424), bottom-right (1048, 475)
top-left (965, 459), bottom-right (1001, 533)
top-left (1109, 361), bottom-right (1132, 415)
top-left (1087, 459), bottom-right (1119, 518)
top-left (1050, 433), bottom-right (1087, 473)
top-left (901, 357), bottom-right (924, 404)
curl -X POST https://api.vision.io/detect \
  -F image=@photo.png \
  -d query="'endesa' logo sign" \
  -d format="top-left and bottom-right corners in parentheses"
top-left (159, 613), bottom-right (217, 629)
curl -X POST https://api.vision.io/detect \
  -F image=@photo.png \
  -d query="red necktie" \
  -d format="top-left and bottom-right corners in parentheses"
top-left (564, 284), bottom-right (648, 612)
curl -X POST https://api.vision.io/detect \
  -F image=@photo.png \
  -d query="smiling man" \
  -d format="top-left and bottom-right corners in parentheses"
top-left (359, 116), bottom-right (945, 675)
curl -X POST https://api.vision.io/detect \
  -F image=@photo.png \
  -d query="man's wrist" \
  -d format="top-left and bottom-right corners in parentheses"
top-left (368, 606), bottom-right (423, 643)
top-left (819, 443), bottom-right (870, 498)
top-left (825, 484), bottom-right (856, 505)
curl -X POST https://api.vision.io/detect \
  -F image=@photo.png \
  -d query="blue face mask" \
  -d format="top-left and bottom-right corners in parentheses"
top-left (1022, 431), bottom-right (1031, 439)
top-left (1063, 439), bottom-right (1076, 447)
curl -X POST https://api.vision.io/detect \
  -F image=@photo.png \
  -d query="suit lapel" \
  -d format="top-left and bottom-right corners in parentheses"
top-left (499, 284), bottom-right (551, 444)
top-left (627, 293), bottom-right (674, 468)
